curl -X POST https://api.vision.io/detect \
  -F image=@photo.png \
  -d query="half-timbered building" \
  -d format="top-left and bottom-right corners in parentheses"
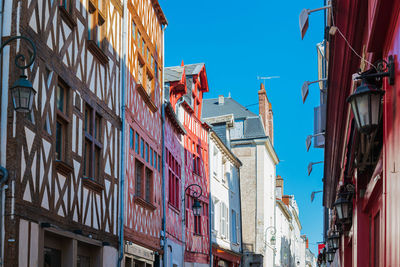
top-left (1, 0), bottom-right (123, 265)
top-left (165, 62), bottom-right (211, 267)
top-left (123, 0), bottom-right (167, 266)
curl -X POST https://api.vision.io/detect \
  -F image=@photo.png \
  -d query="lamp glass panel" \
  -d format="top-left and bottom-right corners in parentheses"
top-left (351, 101), bottom-right (361, 129)
top-left (193, 205), bottom-right (201, 216)
top-left (342, 201), bottom-right (349, 220)
top-left (333, 237), bottom-right (339, 249)
top-left (370, 93), bottom-right (381, 127)
top-left (336, 202), bottom-right (343, 220)
top-left (19, 87), bottom-right (31, 109)
top-left (356, 94), bottom-right (370, 128)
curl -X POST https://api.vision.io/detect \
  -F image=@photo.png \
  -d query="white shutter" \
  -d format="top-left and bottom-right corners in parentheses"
top-left (225, 205), bottom-right (229, 240)
top-left (220, 202), bottom-right (224, 237)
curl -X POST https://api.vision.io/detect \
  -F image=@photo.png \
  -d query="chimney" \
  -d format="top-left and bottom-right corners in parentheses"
top-left (218, 95), bottom-right (224, 105)
top-left (276, 175), bottom-right (283, 200)
top-left (258, 83), bottom-right (274, 144)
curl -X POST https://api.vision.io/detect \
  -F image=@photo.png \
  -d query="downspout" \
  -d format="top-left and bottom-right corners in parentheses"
top-left (118, 0), bottom-right (128, 265)
top-left (0, 166), bottom-right (7, 267)
top-left (0, 0), bottom-right (8, 265)
top-left (238, 165), bottom-right (243, 263)
top-left (161, 23), bottom-right (167, 267)
top-left (208, 131), bottom-right (212, 267)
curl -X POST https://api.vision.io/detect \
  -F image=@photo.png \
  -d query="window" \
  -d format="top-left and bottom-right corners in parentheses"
top-left (232, 210), bottom-right (237, 243)
top-left (135, 132), bottom-right (139, 154)
top-left (146, 73), bottom-right (153, 95)
top-left (130, 128), bottom-right (134, 150)
top-left (132, 21), bottom-right (136, 41)
top-left (44, 247), bottom-right (62, 267)
top-left (135, 160), bottom-right (143, 197)
top-left (135, 159), bottom-right (153, 204)
top-left (88, 0), bottom-right (106, 47)
top-left (83, 104), bottom-right (102, 181)
top-left (60, 0), bottom-right (73, 13)
top-left (192, 144), bottom-right (201, 176)
top-left (220, 202), bottom-right (229, 239)
top-left (145, 168), bottom-right (152, 202)
top-left (140, 138), bottom-right (144, 158)
top-left (138, 59), bottom-right (144, 85)
top-left (145, 143), bottom-right (149, 162)
top-left (167, 150), bottom-right (181, 209)
top-left (194, 200), bottom-right (202, 235)
top-left (55, 83), bottom-right (69, 161)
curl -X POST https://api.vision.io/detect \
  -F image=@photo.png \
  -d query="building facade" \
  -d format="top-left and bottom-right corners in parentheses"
top-left (202, 86), bottom-right (278, 267)
top-left (322, 1), bottom-right (400, 267)
top-left (208, 130), bottom-right (242, 267)
top-left (165, 62), bottom-right (211, 267)
top-left (123, 0), bottom-right (167, 266)
top-left (1, 0), bottom-right (123, 265)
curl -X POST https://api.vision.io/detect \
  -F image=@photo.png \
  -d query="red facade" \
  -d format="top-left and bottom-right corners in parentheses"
top-left (324, 1), bottom-right (400, 266)
top-left (168, 62), bottom-right (211, 264)
top-left (164, 104), bottom-right (185, 244)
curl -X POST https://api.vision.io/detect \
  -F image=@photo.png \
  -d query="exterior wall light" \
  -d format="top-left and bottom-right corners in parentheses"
top-left (348, 56), bottom-right (395, 135)
top-left (327, 229), bottom-right (340, 250)
top-left (326, 248), bottom-right (335, 263)
top-left (0, 36), bottom-right (37, 113)
top-left (333, 191), bottom-right (352, 221)
top-left (299, 5), bottom-right (331, 39)
top-left (185, 184), bottom-right (202, 216)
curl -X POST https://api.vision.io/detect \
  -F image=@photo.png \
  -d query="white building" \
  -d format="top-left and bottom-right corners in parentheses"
top-left (275, 176), bottom-right (316, 267)
top-left (202, 85), bottom-right (278, 267)
top-left (209, 130), bottom-right (242, 266)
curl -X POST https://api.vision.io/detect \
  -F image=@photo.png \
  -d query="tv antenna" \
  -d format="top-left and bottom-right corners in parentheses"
top-left (257, 76), bottom-right (280, 87)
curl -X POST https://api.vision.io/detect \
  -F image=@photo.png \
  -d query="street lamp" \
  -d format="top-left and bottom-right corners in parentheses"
top-left (348, 56), bottom-right (395, 135)
top-left (0, 35), bottom-right (37, 113)
top-left (185, 184), bottom-right (202, 216)
top-left (307, 161), bottom-right (323, 176)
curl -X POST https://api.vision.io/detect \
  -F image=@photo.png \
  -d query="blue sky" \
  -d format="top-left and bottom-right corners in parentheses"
top-left (159, 0), bottom-right (326, 254)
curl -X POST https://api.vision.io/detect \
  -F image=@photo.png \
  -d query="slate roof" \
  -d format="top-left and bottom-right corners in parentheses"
top-left (202, 97), bottom-right (267, 142)
top-left (184, 63), bottom-right (204, 75)
top-left (202, 97), bottom-right (257, 120)
top-left (165, 66), bottom-right (184, 82)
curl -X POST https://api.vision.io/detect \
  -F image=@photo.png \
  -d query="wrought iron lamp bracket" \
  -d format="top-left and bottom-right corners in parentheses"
top-left (0, 35), bottom-right (37, 74)
top-left (185, 183), bottom-right (202, 200)
top-left (355, 55), bottom-right (395, 85)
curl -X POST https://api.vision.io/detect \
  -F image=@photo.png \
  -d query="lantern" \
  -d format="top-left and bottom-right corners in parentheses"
top-left (192, 198), bottom-right (202, 216)
top-left (333, 192), bottom-right (352, 221)
top-left (10, 74), bottom-right (36, 113)
top-left (347, 81), bottom-right (385, 135)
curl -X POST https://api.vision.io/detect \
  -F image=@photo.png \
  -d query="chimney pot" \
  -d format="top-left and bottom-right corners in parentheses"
top-left (218, 95), bottom-right (224, 105)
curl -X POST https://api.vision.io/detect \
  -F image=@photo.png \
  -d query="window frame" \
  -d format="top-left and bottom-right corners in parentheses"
top-left (83, 103), bottom-right (103, 183)
top-left (167, 149), bottom-right (181, 210)
top-left (55, 82), bottom-right (70, 162)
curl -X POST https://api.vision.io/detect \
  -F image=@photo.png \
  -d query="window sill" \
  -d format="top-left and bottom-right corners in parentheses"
top-left (134, 196), bottom-right (156, 211)
top-left (58, 5), bottom-right (76, 28)
top-left (55, 160), bottom-right (73, 176)
top-left (87, 40), bottom-right (109, 65)
top-left (168, 202), bottom-right (180, 214)
top-left (82, 177), bottom-right (104, 193)
top-left (136, 83), bottom-right (158, 113)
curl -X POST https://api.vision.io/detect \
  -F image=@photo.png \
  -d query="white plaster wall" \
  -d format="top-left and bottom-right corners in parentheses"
top-left (210, 139), bottom-right (241, 253)
top-left (102, 246), bottom-right (118, 266)
top-left (165, 238), bottom-right (184, 267)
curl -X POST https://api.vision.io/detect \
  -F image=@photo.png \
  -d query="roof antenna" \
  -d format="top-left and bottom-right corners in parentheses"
top-left (257, 76), bottom-right (280, 87)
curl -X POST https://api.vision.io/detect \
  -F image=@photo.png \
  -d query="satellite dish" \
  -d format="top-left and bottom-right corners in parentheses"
top-left (302, 81), bottom-right (309, 103)
top-left (299, 9), bottom-right (309, 39)
top-left (306, 135), bottom-right (312, 152)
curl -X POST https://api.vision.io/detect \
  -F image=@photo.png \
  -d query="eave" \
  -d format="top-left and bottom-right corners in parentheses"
top-left (165, 102), bottom-right (186, 135)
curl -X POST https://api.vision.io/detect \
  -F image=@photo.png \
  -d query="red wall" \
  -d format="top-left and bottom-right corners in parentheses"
top-left (384, 5), bottom-right (400, 267)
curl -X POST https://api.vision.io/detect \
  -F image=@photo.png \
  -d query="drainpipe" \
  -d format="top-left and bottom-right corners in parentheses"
top-left (0, 0), bottom-right (8, 265)
top-left (117, 0), bottom-right (128, 265)
top-left (208, 131), bottom-right (212, 267)
top-left (161, 23), bottom-right (167, 267)
top-left (0, 166), bottom-right (7, 267)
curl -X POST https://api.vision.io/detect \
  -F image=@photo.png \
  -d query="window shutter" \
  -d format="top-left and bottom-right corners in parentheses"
top-left (236, 212), bottom-right (240, 243)
top-left (225, 205), bottom-right (229, 240)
